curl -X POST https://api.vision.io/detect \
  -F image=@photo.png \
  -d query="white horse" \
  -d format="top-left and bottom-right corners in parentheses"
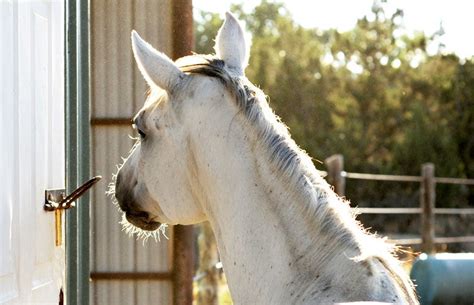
top-left (113, 12), bottom-right (419, 305)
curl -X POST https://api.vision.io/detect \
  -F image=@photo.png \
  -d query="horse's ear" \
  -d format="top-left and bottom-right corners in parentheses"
top-left (214, 12), bottom-right (250, 76)
top-left (131, 30), bottom-right (184, 93)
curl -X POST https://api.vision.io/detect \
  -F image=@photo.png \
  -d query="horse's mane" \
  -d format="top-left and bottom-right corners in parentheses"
top-left (179, 55), bottom-right (319, 185)
top-left (174, 55), bottom-right (417, 301)
top-left (176, 55), bottom-right (375, 249)
top-left (176, 55), bottom-right (366, 239)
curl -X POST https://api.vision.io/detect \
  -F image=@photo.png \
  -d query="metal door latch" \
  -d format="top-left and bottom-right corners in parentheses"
top-left (44, 176), bottom-right (102, 246)
top-left (44, 176), bottom-right (102, 211)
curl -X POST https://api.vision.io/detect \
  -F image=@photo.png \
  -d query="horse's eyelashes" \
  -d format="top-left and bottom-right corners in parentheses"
top-left (132, 115), bottom-right (148, 139)
top-left (133, 124), bottom-right (146, 139)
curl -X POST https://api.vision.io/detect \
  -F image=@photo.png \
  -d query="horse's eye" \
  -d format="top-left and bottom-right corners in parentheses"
top-left (137, 128), bottom-right (146, 139)
top-left (133, 122), bottom-right (146, 139)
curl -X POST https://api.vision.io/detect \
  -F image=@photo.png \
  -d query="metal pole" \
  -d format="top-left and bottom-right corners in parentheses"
top-left (65, 0), bottom-right (78, 303)
top-left (77, 0), bottom-right (91, 304)
top-left (421, 163), bottom-right (436, 254)
top-left (171, 1), bottom-right (195, 305)
top-left (66, 0), bottom-right (91, 304)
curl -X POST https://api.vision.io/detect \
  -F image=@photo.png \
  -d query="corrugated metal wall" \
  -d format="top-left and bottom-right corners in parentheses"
top-left (90, 1), bottom-right (174, 304)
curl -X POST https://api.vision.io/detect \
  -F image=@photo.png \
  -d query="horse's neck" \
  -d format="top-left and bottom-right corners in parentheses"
top-left (192, 118), bottom-right (363, 303)
top-left (185, 84), bottom-right (417, 304)
top-left (204, 152), bottom-right (305, 304)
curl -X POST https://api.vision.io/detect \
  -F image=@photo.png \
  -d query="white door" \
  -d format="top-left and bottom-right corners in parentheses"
top-left (0, 1), bottom-right (65, 304)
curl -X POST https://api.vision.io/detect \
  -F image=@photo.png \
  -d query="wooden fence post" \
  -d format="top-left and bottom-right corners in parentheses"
top-left (325, 154), bottom-right (345, 196)
top-left (421, 163), bottom-right (436, 254)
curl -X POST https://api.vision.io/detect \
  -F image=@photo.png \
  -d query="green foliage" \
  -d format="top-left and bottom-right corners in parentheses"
top-left (194, 1), bottom-right (474, 207)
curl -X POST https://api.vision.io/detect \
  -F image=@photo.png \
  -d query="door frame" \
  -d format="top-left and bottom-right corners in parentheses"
top-left (65, 0), bottom-right (90, 304)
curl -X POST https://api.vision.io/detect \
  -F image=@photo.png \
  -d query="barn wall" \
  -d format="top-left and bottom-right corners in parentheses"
top-left (89, 1), bottom-right (174, 305)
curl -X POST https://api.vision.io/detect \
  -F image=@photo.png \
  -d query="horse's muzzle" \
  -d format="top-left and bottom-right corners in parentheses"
top-left (115, 169), bottom-right (162, 231)
top-left (125, 211), bottom-right (161, 231)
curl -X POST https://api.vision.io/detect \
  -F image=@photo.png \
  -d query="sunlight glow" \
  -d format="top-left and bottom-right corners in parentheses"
top-left (193, 0), bottom-right (474, 59)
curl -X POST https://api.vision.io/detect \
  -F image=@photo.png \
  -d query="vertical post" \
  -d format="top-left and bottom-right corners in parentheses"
top-left (173, 225), bottom-right (195, 305)
top-left (325, 154), bottom-right (345, 196)
top-left (421, 163), bottom-right (435, 254)
top-left (171, 1), bottom-right (194, 305)
top-left (65, 0), bottom-right (78, 303)
top-left (196, 223), bottom-right (219, 305)
top-left (172, 0), bottom-right (194, 57)
top-left (66, 0), bottom-right (91, 304)
top-left (77, 0), bottom-right (91, 304)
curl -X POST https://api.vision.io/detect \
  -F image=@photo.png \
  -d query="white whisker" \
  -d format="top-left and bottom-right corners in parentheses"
top-left (118, 214), bottom-right (168, 243)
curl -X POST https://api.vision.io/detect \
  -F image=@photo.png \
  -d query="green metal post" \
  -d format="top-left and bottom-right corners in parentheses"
top-left (66, 0), bottom-right (90, 304)
top-left (65, 0), bottom-right (78, 304)
top-left (77, 0), bottom-right (90, 304)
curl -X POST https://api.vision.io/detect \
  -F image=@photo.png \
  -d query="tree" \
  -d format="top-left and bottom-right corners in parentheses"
top-left (194, 0), bottom-right (473, 208)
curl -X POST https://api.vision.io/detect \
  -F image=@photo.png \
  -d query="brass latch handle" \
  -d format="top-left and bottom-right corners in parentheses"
top-left (44, 176), bottom-right (102, 211)
top-left (44, 176), bottom-right (102, 246)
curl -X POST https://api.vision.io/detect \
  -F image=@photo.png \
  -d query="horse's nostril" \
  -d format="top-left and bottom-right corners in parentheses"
top-left (115, 190), bottom-right (132, 212)
top-left (115, 171), bottom-right (122, 189)
top-left (114, 173), bottom-right (133, 212)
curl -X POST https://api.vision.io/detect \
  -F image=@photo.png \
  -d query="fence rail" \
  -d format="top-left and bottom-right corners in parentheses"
top-left (389, 236), bottom-right (474, 246)
top-left (321, 170), bottom-right (474, 185)
top-left (355, 207), bottom-right (474, 215)
top-left (344, 172), bottom-right (423, 182)
top-left (324, 154), bottom-right (474, 253)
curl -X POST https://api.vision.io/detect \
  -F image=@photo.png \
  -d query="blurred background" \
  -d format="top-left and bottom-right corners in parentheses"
top-left (190, 1), bottom-right (474, 303)
top-left (193, 0), bottom-right (474, 241)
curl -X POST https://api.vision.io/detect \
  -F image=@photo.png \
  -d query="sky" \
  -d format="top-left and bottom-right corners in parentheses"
top-left (193, 0), bottom-right (474, 59)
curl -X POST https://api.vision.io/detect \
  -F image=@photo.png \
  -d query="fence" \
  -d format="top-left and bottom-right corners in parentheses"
top-left (324, 154), bottom-right (474, 254)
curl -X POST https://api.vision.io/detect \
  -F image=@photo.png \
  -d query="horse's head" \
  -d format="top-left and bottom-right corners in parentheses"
top-left (114, 13), bottom-right (250, 232)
